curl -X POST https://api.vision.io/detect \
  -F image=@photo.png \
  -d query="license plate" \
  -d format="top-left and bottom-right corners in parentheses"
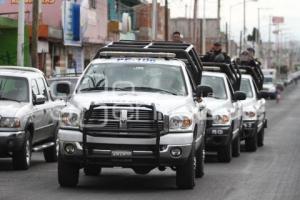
top-left (111, 150), bottom-right (132, 158)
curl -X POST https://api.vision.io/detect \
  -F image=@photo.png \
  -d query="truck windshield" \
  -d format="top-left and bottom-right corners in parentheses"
top-left (240, 78), bottom-right (253, 98)
top-left (201, 75), bottom-right (227, 99)
top-left (77, 63), bottom-right (187, 96)
top-left (0, 76), bottom-right (29, 102)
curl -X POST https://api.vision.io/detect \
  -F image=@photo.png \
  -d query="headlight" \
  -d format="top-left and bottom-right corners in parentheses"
top-left (169, 115), bottom-right (193, 131)
top-left (245, 111), bottom-right (256, 118)
top-left (60, 112), bottom-right (80, 129)
top-left (212, 114), bottom-right (230, 125)
top-left (0, 117), bottom-right (21, 128)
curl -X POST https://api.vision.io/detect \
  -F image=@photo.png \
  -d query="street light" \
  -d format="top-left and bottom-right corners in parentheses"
top-left (257, 7), bottom-right (272, 59)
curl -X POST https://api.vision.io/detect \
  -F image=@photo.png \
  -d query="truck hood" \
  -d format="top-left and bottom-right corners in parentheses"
top-left (0, 101), bottom-right (29, 117)
top-left (203, 98), bottom-right (231, 114)
top-left (70, 92), bottom-right (193, 114)
top-left (241, 98), bottom-right (256, 107)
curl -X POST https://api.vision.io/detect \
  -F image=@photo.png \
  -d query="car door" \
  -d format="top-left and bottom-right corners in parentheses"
top-left (253, 81), bottom-right (265, 130)
top-left (36, 77), bottom-right (56, 141)
top-left (226, 78), bottom-right (240, 133)
top-left (31, 79), bottom-right (47, 143)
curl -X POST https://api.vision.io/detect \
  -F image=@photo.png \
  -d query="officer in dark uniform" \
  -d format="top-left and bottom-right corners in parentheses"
top-left (202, 42), bottom-right (231, 63)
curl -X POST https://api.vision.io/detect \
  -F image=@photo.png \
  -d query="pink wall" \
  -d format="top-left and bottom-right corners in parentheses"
top-left (0, 0), bottom-right (63, 28)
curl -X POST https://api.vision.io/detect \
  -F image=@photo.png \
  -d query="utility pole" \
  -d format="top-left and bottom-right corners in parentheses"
top-left (217, 0), bottom-right (221, 40)
top-left (151, 0), bottom-right (157, 40)
top-left (243, 0), bottom-right (246, 50)
top-left (17, 0), bottom-right (25, 66)
top-left (164, 0), bottom-right (168, 41)
top-left (202, 0), bottom-right (206, 54)
top-left (267, 15), bottom-right (272, 68)
top-left (31, 0), bottom-right (39, 68)
top-left (193, 0), bottom-right (198, 45)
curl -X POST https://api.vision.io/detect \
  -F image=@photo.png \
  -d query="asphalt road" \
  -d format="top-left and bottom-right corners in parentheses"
top-left (1, 84), bottom-right (300, 200)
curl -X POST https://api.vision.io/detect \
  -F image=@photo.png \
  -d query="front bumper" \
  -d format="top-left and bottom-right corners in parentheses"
top-left (205, 126), bottom-right (231, 150)
top-left (58, 129), bottom-right (194, 167)
top-left (0, 131), bottom-right (25, 156)
top-left (241, 120), bottom-right (258, 139)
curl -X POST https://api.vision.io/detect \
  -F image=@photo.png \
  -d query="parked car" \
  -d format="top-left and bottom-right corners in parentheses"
top-left (201, 63), bottom-right (245, 163)
top-left (0, 66), bottom-right (63, 170)
top-left (56, 42), bottom-right (210, 189)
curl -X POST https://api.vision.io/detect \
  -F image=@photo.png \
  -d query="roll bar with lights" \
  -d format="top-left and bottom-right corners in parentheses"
top-left (94, 41), bottom-right (203, 85)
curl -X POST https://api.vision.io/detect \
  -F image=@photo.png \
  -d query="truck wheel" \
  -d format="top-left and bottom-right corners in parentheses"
top-left (12, 131), bottom-right (32, 170)
top-left (176, 146), bottom-right (195, 189)
top-left (217, 142), bottom-right (232, 163)
top-left (232, 134), bottom-right (240, 157)
top-left (257, 127), bottom-right (265, 147)
top-left (195, 142), bottom-right (204, 178)
top-left (133, 167), bottom-right (152, 175)
top-left (245, 129), bottom-right (258, 152)
top-left (43, 128), bottom-right (59, 162)
top-left (58, 158), bottom-right (79, 187)
top-left (84, 166), bottom-right (101, 176)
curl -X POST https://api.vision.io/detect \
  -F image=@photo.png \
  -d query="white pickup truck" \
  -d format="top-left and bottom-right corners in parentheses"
top-left (202, 69), bottom-right (245, 163)
top-left (55, 42), bottom-right (211, 189)
top-left (239, 74), bottom-right (268, 151)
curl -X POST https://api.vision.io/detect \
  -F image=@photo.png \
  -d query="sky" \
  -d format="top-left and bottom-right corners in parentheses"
top-left (165, 0), bottom-right (300, 43)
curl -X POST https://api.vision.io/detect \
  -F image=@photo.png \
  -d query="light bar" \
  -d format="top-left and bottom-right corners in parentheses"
top-left (99, 51), bottom-right (176, 59)
top-left (0, 66), bottom-right (44, 74)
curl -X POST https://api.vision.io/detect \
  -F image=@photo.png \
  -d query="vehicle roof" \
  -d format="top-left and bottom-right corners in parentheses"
top-left (0, 66), bottom-right (43, 79)
top-left (202, 71), bottom-right (227, 78)
top-left (90, 57), bottom-right (185, 67)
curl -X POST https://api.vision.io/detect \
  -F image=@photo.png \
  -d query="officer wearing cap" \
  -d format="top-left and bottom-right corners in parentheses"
top-left (202, 42), bottom-right (231, 63)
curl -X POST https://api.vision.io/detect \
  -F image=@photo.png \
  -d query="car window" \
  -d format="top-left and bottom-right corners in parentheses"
top-left (201, 75), bottom-right (227, 99)
top-left (241, 78), bottom-right (254, 98)
top-left (31, 79), bottom-right (39, 97)
top-left (0, 76), bottom-right (29, 102)
top-left (77, 63), bottom-right (187, 96)
top-left (36, 78), bottom-right (49, 101)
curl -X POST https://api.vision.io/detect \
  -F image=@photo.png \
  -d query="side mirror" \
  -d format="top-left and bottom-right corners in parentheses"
top-left (196, 85), bottom-right (213, 98)
top-left (33, 94), bottom-right (46, 105)
top-left (50, 81), bottom-right (72, 100)
top-left (233, 91), bottom-right (246, 101)
top-left (257, 91), bottom-right (269, 99)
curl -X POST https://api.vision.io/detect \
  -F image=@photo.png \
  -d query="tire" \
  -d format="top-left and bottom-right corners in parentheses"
top-left (84, 166), bottom-right (102, 176)
top-left (217, 141), bottom-right (232, 163)
top-left (232, 134), bottom-right (241, 157)
top-left (176, 146), bottom-right (196, 189)
top-left (43, 128), bottom-right (59, 162)
top-left (245, 129), bottom-right (258, 152)
top-left (58, 158), bottom-right (79, 187)
top-left (195, 142), bottom-right (204, 178)
top-left (133, 167), bottom-right (152, 175)
top-left (12, 131), bottom-right (32, 170)
top-left (257, 127), bottom-right (265, 147)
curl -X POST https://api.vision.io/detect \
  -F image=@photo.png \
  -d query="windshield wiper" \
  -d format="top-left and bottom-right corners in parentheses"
top-left (80, 87), bottom-right (124, 92)
top-left (121, 87), bottom-right (177, 95)
top-left (0, 97), bottom-right (21, 102)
